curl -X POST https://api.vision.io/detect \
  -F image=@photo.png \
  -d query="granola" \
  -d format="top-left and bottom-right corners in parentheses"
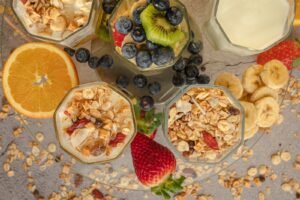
top-left (167, 87), bottom-right (242, 162)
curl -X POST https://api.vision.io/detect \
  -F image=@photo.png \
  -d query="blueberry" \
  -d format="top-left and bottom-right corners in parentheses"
top-left (152, 0), bottom-right (170, 11)
top-left (98, 55), bottom-right (113, 68)
top-left (139, 96), bottom-right (154, 111)
top-left (64, 47), bottom-right (75, 56)
top-left (132, 7), bottom-right (145, 25)
top-left (188, 41), bottom-right (203, 54)
top-left (186, 78), bottom-right (197, 85)
top-left (146, 40), bottom-right (159, 50)
top-left (122, 43), bottom-right (137, 59)
top-left (196, 74), bottom-right (210, 84)
top-left (188, 54), bottom-right (203, 66)
top-left (152, 47), bottom-right (174, 66)
top-left (115, 16), bottom-right (133, 34)
top-left (136, 50), bottom-right (152, 68)
top-left (116, 75), bottom-right (129, 88)
top-left (102, 1), bottom-right (116, 14)
top-left (185, 65), bottom-right (199, 79)
top-left (75, 48), bottom-right (90, 63)
top-left (131, 26), bottom-right (146, 42)
top-left (88, 56), bottom-right (100, 69)
top-left (172, 72), bottom-right (185, 87)
top-left (148, 81), bottom-right (161, 95)
top-left (166, 6), bottom-right (183, 26)
top-left (172, 57), bottom-right (188, 72)
top-left (133, 74), bottom-right (148, 88)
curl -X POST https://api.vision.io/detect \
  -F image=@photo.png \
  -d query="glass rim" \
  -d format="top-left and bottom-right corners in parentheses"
top-left (162, 84), bottom-right (245, 165)
top-left (11, 0), bottom-right (99, 43)
top-left (53, 81), bottom-right (137, 164)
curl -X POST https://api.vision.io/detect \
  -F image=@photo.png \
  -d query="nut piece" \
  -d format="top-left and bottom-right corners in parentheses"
top-left (247, 167), bottom-right (257, 177)
top-left (280, 151), bottom-right (291, 162)
top-left (271, 154), bottom-right (281, 165)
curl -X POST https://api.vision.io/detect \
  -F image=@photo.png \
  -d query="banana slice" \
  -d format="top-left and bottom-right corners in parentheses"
top-left (242, 64), bottom-right (264, 93)
top-left (250, 86), bottom-right (279, 102)
top-left (260, 60), bottom-right (289, 89)
top-left (239, 91), bottom-right (250, 101)
top-left (255, 97), bottom-right (280, 128)
top-left (244, 126), bottom-right (259, 140)
top-left (240, 101), bottom-right (257, 131)
top-left (214, 72), bottom-right (244, 99)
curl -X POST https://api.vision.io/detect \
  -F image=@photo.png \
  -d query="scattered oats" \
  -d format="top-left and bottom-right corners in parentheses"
top-left (26, 157), bottom-right (33, 166)
top-left (35, 132), bottom-right (44, 142)
top-left (258, 192), bottom-right (265, 200)
top-left (253, 177), bottom-right (262, 187)
top-left (3, 163), bottom-right (10, 172)
top-left (47, 143), bottom-right (57, 153)
top-left (7, 170), bottom-right (15, 177)
top-left (270, 173), bottom-right (278, 181)
top-left (271, 153), bottom-right (281, 165)
top-left (32, 146), bottom-right (40, 157)
top-left (258, 165), bottom-right (268, 175)
top-left (2, 104), bottom-right (11, 113)
top-left (265, 187), bottom-right (271, 194)
top-left (12, 128), bottom-right (22, 137)
top-left (0, 112), bottom-right (8, 119)
top-left (281, 183), bottom-right (292, 192)
top-left (280, 151), bottom-right (291, 162)
top-left (247, 167), bottom-right (257, 177)
top-left (27, 183), bottom-right (36, 192)
top-left (62, 164), bottom-right (71, 174)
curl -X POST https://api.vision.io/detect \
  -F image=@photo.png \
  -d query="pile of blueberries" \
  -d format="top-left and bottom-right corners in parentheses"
top-left (172, 39), bottom-right (210, 86)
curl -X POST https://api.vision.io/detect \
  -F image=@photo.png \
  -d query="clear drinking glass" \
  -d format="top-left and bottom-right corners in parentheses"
top-left (203, 0), bottom-right (295, 56)
top-left (162, 84), bottom-right (245, 164)
top-left (12, 0), bottom-right (103, 47)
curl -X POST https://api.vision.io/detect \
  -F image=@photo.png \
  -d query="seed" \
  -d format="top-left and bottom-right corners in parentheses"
top-left (247, 167), bottom-right (257, 177)
top-left (271, 154), bottom-right (281, 165)
top-left (47, 143), bottom-right (56, 153)
top-left (280, 151), bottom-right (291, 162)
top-left (7, 170), bottom-right (15, 177)
top-left (35, 132), bottom-right (44, 142)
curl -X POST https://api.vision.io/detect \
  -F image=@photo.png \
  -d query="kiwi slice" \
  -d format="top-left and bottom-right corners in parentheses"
top-left (140, 5), bottom-right (185, 47)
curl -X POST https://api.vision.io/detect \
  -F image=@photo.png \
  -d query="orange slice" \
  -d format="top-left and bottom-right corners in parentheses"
top-left (294, 0), bottom-right (300, 26)
top-left (2, 42), bottom-right (79, 118)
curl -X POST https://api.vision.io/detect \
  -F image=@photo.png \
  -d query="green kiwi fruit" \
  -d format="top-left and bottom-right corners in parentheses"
top-left (140, 4), bottom-right (185, 47)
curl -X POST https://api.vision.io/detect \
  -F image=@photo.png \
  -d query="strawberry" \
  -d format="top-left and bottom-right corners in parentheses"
top-left (257, 39), bottom-right (300, 70)
top-left (202, 131), bottom-right (219, 150)
top-left (137, 129), bottom-right (157, 140)
top-left (66, 118), bottom-right (90, 135)
top-left (131, 133), bottom-right (185, 199)
top-left (109, 133), bottom-right (126, 147)
top-left (112, 26), bottom-right (126, 47)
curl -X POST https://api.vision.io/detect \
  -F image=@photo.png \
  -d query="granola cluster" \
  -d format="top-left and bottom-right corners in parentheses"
top-left (168, 87), bottom-right (242, 162)
top-left (22, 0), bottom-right (91, 37)
top-left (63, 85), bottom-right (134, 158)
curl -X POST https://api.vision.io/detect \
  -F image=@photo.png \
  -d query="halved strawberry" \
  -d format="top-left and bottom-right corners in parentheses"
top-left (109, 133), bottom-right (126, 147)
top-left (66, 118), bottom-right (90, 135)
top-left (257, 39), bottom-right (300, 70)
top-left (112, 26), bottom-right (126, 47)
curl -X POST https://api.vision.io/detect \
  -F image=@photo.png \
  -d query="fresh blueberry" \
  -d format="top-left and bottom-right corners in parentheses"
top-left (88, 56), bottom-right (100, 69)
top-left (116, 75), bottom-right (129, 88)
top-left (122, 43), bottom-right (137, 59)
top-left (146, 40), bottom-right (159, 50)
top-left (136, 50), bottom-right (152, 68)
top-left (188, 41), bottom-right (203, 54)
top-left (102, 1), bottom-right (116, 14)
top-left (148, 81), bottom-right (161, 95)
top-left (139, 96), bottom-right (154, 111)
top-left (166, 6), bottom-right (183, 26)
top-left (186, 78), bottom-right (197, 85)
top-left (172, 57), bottom-right (188, 72)
top-left (75, 48), bottom-right (90, 63)
top-left (172, 72), bottom-right (185, 87)
top-left (133, 74), bottom-right (148, 88)
top-left (64, 47), bottom-right (75, 56)
top-left (115, 16), bottom-right (133, 34)
top-left (132, 6), bottom-right (145, 25)
top-left (188, 54), bottom-right (203, 66)
top-left (185, 65), bottom-right (199, 79)
top-left (98, 55), bottom-right (113, 68)
top-left (131, 26), bottom-right (146, 42)
top-left (196, 74), bottom-right (210, 84)
top-left (152, 47), bottom-right (174, 66)
top-left (152, 0), bottom-right (170, 11)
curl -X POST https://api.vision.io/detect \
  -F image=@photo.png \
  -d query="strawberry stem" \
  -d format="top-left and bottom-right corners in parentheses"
top-left (151, 175), bottom-right (185, 200)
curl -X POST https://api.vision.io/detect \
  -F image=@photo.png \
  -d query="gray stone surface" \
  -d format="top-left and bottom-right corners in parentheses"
top-left (0, 0), bottom-right (300, 199)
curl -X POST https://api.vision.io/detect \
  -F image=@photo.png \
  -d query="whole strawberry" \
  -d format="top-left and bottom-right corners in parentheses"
top-left (131, 133), bottom-right (185, 199)
top-left (257, 39), bottom-right (300, 70)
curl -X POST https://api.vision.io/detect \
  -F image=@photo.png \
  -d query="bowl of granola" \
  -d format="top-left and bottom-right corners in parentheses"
top-left (163, 85), bottom-right (245, 164)
top-left (54, 82), bottom-right (136, 163)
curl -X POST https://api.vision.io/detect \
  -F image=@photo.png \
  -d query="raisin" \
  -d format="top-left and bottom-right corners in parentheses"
top-left (228, 106), bottom-right (240, 115)
top-left (74, 174), bottom-right (83, 187)
top-left (92, 189), bottom-right (104, 200)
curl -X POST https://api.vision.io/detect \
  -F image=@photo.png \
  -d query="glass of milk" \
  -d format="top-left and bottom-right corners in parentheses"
top-left (203, 0), bottom-right (295, 56)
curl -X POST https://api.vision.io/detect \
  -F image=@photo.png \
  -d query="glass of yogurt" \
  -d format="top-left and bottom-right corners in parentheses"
top-left (203, 0), bottom-right (295, 56)
top-left (12, 0), bottom-right (102, 47)
top-left (54, 82), bottom-right (136, 163)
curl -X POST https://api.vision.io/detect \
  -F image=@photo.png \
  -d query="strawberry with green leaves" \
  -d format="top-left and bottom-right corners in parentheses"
top-left (131, 133), bottom-right (185, 199)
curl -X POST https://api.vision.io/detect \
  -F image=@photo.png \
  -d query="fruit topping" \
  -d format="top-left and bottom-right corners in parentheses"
top-left (98, 55), bottom-right (113, 68)
top-left (202, 131), bottom-right (219, 150)
top-left (152, 0), bottom-right (170, 11)
top-left (166, 6), bottom-right (183, 26)
top-left (64, 47), bottom-right (75, 57)
top-left (214, 72), bottom-right (243, 99)
top-left (136, 50), bottom-right (153, 68)
top-left (140, 5), bottom-right (185, 47)
top-left (88, 56), bottom-right (100, 69)
top-left (131, 26), bottom-right (147, 42)
top-left (133, 6), bottom-right (146, 25)
top-left (148, 81), bottom-right (161, 95)
top-left (152, 47), bottom-right (174, 66)
top-left (66, 118), bottom-right (90, 136)
top-left (172, 57), bottom-right (188, 72)
top-left (133, 74), bottom-right (148, 88)
top-left (122, 43), bottom-right (138, 59)
top-left (116, 75), bottom-right (130, 88)
top-left (172, 72), bottom-right (185, 87)
top-left (115, 16), bottom-right (133, 34)
top-left (113, 27), bottom-right (127, 47)
top-left (188, 40), bottom-right (202, 54)
top-left (109, 133), bottom-right (127, 147)
top-left (184, 65), bottom-right (199, 80)
top-left (188, 54), bottom-right (203, 66)
top-left (196, 74), bottom-right (210, 84)
top-left (75, 48), bottom-right (90, 63)
top-left (139, 96), bottom-right (154, 111)
top-left (146, 40), bottom-right (159, 50)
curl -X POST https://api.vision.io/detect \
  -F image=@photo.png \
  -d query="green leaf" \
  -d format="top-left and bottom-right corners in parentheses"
top-left (292, 58), bottom-right (300, 68)
top-left (161, 189), bottom-right (171, 200)
top-left (174, 176), bottom-right (186, 185)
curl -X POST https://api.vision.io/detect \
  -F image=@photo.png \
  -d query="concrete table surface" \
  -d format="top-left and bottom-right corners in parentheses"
top-left (0, 0), bottom-right (300, 199)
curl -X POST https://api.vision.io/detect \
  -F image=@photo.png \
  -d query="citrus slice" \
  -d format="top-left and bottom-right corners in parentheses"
top-left (2, 42), bottom-right (79, 118)
top-left (294, 0), bottom-right (300, 26)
